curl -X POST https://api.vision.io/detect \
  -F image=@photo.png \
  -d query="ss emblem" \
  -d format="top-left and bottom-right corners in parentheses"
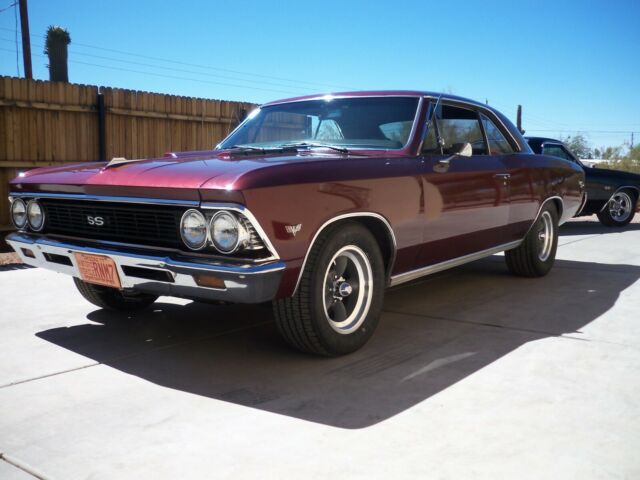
top-left (87, 215), bottom-right (105, 226)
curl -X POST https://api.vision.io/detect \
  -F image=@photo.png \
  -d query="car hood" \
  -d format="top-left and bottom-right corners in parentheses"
top-left (12, 152), bottom-right (339, 189)
top-left (586, 165), bottom-right (640, 182)
top-left (9, 150), bottom-right (366, 199)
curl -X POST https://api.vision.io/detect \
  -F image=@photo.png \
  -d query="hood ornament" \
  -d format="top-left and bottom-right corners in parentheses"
top-left (104, 157), bottom-right (146, 169)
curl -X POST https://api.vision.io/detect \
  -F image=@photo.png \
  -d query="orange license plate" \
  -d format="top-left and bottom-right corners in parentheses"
top-left (75, 253), bottom-right (121, 289)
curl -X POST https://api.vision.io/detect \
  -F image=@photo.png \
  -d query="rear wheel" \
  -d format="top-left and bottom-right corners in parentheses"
top-left (73, 277), bottom-right (158, 311)
top-left (597, 190), bottom-right (636, 227)
top-left (273, 222), bottom-right (385, 356)
top-left (505, 202), bottom-right (559, 277)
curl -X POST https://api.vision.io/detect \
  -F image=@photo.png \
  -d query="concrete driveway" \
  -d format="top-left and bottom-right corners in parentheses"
top-left (1, 220), bottom-right (639, 479)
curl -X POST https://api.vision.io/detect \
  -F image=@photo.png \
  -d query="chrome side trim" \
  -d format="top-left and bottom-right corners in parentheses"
top-left (9, 192), bottom-right (199, 207)
top-left (389, 240), bottom-right (522, 287)
top-left (599, 186), bottom-right (640, 212)
top-left (201, 202), bottom-right (280, 261)
top-left (292, 212), bottom-right (397, 295)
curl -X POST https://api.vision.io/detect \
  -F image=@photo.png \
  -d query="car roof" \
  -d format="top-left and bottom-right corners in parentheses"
top-left (525, 136), bottom-right (564, 144)
top-left (259, 90), bottom-right (530, 153)
top-left (262, 90), bottom-right (491, 110)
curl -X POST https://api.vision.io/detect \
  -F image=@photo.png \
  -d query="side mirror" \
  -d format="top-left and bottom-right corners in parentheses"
top-left (451, 142), bottom-right (472, 157)
top-left (434, 141), bottom-right (473, 173)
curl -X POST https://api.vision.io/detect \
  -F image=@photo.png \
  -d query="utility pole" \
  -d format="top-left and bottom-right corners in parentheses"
top-left (18, 0), bottom-right (32, 79)
top-left (632, 132), bottom-right (635, 149)
top-left (516, 105), bottom-right (524, 134)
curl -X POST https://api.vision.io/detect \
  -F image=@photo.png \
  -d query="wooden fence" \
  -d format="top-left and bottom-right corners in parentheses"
top-left (0, 76), bottom-right (256, 228)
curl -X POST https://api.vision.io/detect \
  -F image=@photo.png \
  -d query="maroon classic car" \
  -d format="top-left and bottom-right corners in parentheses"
top-left (7, 91), bottom-right (584, 355)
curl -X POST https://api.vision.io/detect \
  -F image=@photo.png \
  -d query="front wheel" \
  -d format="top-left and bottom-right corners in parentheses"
top-left (597, 190), bottom-right (636, 227)
top-left (273, 222), bottom-right (385, 356)
top-left (505, 202), bottom-right (559, 277)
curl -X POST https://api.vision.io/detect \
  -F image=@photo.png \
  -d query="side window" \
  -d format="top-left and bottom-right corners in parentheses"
top-left (543, 144), bottom-right (571, 161)
top-left (422, 104), bottom-right (487, 155)
top-left (480, 113), bottom-right (514, 154)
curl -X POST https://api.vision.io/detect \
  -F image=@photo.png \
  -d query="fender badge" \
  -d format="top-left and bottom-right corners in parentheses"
top-left (285, 224), bottom-right (302, 237)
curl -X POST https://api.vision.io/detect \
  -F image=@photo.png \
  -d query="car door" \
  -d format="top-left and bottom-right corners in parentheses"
top-left (416, 101), bottom-right (511, 267)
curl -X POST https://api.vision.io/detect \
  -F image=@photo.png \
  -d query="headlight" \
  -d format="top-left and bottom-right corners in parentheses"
top-left (180, 209), bottom-right (207, 250)
top-left (210, 211), bottom-right (242, 253)
top-left (10, 198), bottom-right (28, 229)
top-left (27, 200), bottom-right (45, 231)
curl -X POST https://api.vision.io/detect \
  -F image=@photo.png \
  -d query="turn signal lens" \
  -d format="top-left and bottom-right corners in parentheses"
top-left (193, 274), bottom-right (226, 289)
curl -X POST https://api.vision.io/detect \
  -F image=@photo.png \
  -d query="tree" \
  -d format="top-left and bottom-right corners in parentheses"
top-left (601, 146), bottom-right (622, 160)
top-left (45, 26), bottom-right (71, 82)
top-left (561, 133), bottom-right (592, 159)
top-left (595, 144), bottom-right (640, 174)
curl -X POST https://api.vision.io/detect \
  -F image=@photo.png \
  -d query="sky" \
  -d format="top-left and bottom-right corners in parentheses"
top-left (1, 0), bottom-right (639, 151)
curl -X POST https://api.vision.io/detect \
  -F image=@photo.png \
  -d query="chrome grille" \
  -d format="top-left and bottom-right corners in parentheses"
top-left (41, 199), bottom-right (183, 249)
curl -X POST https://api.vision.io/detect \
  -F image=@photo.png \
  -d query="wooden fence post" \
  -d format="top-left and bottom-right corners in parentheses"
top-left (97, 91), bottom-right (106, 162)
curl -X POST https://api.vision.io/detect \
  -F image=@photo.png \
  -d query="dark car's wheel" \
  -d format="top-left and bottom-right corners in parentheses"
top-left (273, 222), bottom-right (385, 356)
top-left (73, 277), bottom-right (158, 311)
top-left (505, 202), bottom-right (559, 277)
top-left (597, 190), bottom-right (636, 227)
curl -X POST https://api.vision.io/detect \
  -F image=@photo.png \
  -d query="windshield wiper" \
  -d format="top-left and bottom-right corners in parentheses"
top-left (226, 144), bottom-right (299, 155)
top-left (279, 142), bottom-right (352, 154)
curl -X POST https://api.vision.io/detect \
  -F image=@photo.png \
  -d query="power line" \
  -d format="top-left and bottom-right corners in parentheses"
top-left (0, 25), bottom-right (356, 92)
top-left (0, 46), bottom-right (304, 95)
top-left (0, 36), bottom-right (312, 93)
top-left (0, 1), bottom-right (16, 13)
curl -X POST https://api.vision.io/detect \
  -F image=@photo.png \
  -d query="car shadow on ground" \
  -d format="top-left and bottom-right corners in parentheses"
top-left (560, 220), bottom-right (640, 236)
top-left (36, 257), bottom-right (640, 429)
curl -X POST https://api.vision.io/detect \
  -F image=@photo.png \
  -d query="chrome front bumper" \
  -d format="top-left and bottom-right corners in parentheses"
top-left (6, 232), bottom-right (285, 304)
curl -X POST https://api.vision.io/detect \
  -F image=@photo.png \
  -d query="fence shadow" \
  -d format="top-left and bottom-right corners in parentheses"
top-left (37, 257), bottom-right (640, 429)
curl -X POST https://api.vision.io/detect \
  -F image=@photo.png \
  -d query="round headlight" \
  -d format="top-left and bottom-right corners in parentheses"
top-left (27, 200), bottom-right (45, 231)
top-left (210, 211), bottom-right (240, 253)
top-left (180, 209), bottom-right (208, 250)
top-left (10, 198), bottom-right (28, 229)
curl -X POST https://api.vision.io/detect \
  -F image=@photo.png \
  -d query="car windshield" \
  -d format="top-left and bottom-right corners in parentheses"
top-left (218, 96), bottom-right (420, 151)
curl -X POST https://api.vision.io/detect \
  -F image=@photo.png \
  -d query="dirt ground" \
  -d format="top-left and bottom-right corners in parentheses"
top-left (0, 251), bottom-right (20, 266)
